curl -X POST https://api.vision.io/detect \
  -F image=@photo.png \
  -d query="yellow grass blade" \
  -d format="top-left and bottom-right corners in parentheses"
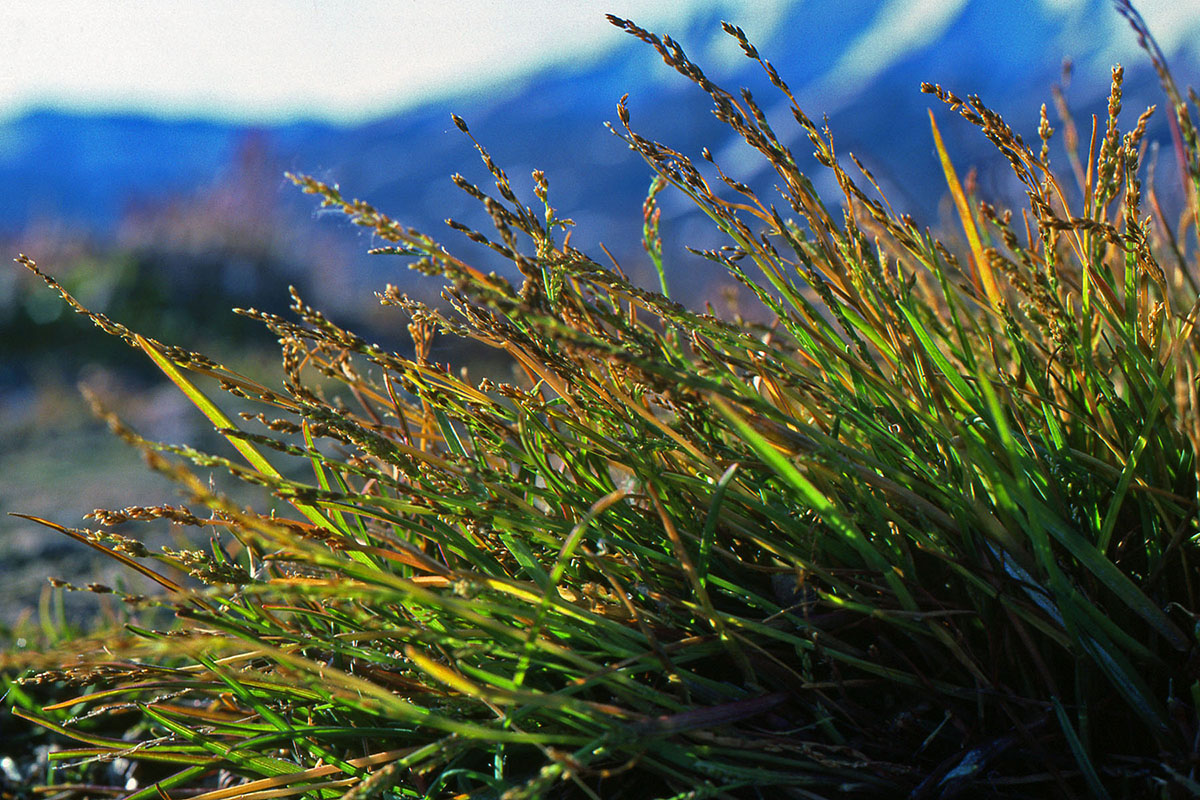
top-left (10, 513), bottom-right (187, 596)
top-left (188, 747), bottom-right (418, 800)
top-left (136, 335), bottom-right (279, 475)
top-left (135, 334), bottom-right (336, 534)
top-left (928, 109), bottom-right (1002, 311)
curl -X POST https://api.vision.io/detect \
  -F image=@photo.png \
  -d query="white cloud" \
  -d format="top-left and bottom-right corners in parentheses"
top-left (1039, 0), bottom-right (1087, 12)
top-left (17, 0), bottom-right (1192, 126)
top-left (819, 0), bottom-right (969, 92)
top-left (1100, 0), bottom-right (1200, 60)
top-left (1, 0), bottom-right (787, 124)
top-left (1042, 0), bottom-right (1200, 65)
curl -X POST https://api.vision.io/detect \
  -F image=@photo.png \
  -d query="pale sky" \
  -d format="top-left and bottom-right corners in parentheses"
top-left (1, 0), bottom-right (789, 124)
top-left (3, 0), bottom-right (1196, 125)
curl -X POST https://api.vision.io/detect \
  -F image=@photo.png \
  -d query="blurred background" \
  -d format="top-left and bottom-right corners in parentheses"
top-left (2, 0), bottom-right (1198, 629)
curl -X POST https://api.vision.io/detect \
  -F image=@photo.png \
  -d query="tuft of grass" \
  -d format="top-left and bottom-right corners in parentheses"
top-left (5, 3), bottom-right (1200, 797)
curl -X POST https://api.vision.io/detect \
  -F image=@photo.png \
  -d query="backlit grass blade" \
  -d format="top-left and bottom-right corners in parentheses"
top-left (121, 766), bottom-right (215, 800)
top-left (711, 395), bottom-right (916, 610)
top-left (697, 462), bottom-right (739, 588)
top-left (137, 334), bottom-right (278, 476)
top-left (928, 109), bottom-right (1002, 311)
top-left (136, 333), bottom-right (335, 533)
top-left (187, 747), bottom-right (427, 800)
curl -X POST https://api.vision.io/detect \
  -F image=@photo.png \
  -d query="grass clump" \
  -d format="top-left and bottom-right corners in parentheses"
top-left (6, 3), bottom-right (1200, 797)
